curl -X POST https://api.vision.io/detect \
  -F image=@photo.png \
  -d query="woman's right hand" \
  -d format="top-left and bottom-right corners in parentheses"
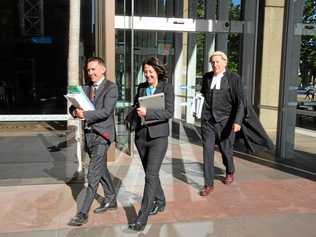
top-left (136, 106), bottom-right (147, 118)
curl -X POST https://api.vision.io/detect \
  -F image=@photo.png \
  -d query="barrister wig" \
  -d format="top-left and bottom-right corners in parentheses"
top-left (209, 51), bottom-right (228, 63)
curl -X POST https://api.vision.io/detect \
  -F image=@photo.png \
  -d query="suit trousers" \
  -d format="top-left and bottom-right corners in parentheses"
top-left (80, 133), bottom-right (115, 214)
top-left (201, 119), bottom-right (235, 186)
top-left (135, 127), bottom-right (168, 224)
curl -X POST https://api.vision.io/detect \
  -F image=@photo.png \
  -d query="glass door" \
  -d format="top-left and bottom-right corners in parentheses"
top-left (114, 0), bottom-right (260, 153)
top-left (279, 0), bottom-right (316, 165)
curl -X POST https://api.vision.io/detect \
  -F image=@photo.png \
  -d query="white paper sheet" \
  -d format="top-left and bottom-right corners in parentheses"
top-left (65, 86), bottom-right (95, 111)
top-left (192, 93), bottom-right (204, 119)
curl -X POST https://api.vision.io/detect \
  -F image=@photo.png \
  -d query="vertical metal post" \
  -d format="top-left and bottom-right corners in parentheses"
top-left (130, 0), bottom-right (135, 158)
top-left (277, 0), bottom-right (304, 159)
top-left (68, 0), bottom-right (82, 172)
top-left (17, 0), bottom-right (25, 36)
top-left (216, 0), bottom-right (229, 53)
top-left (186, 0), bottom-right (197, 124)
top-left (204, 0), bottom-right (217, 72)
top-left (241, 0), bottom-right (260, 104)
top-left (39, 0), bottom-right (44, 35)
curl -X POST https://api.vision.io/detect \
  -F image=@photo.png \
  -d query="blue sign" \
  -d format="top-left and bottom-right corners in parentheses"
top-left (31, 36), bottom-right (53, 44)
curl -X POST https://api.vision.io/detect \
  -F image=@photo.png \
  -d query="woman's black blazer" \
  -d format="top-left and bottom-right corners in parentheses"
top-left (134, 79), bottom-right (174, 139)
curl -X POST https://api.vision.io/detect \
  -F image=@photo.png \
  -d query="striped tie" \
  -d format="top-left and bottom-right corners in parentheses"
top-left (90, 85), bottom-right (97, 102)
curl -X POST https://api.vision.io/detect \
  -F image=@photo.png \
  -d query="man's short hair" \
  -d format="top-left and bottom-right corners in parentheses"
top-left (209, 51), bottom-right (228, 63)
top-left (86, 56), bottom-right (106, 68)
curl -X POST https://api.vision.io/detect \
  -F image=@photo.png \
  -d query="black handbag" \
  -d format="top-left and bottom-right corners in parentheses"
top-left (124, 105), bottom-right (138, 131)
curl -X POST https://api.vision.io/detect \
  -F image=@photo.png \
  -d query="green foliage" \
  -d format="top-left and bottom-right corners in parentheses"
top-left (196, 33), bottom-right (205, 76)
top-left (228, 3), bottom-right (241, 73)
top-left (197, 0), bottom-right (205, 18)
top-left (300, 0), bottom-right (316, 86)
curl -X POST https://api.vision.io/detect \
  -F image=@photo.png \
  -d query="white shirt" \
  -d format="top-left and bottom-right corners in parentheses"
top-left (93, 77), bottom-right (105, 90)
top-left (210, 70), bottom-right (225, 90)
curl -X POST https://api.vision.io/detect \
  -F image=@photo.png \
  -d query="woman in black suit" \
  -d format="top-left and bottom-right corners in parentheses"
top-left (128, 57), bottom-right (174, 231)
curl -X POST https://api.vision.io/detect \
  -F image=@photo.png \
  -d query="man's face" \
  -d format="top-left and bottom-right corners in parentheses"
top-left (86, 61), bottom-right (106, 83)
top-left (210, 55), bottom-right (227, 75)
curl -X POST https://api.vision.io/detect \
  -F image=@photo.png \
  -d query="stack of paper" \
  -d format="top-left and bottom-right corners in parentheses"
top-left (65, 85), bottom-right (95, 111)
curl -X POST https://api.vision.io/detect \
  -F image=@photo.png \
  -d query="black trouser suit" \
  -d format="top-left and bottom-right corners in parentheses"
top-left (135, 127), bottom-right (168, 224)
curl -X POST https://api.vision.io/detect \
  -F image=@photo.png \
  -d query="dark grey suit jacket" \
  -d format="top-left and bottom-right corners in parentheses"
top-left (83, 79), bottom-right (118, 143)
top-left (134, 80), bottom-right (174, 138)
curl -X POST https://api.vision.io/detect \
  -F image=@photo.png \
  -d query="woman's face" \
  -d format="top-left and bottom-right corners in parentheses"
top-left (143, 64), bottom-right (158, 86)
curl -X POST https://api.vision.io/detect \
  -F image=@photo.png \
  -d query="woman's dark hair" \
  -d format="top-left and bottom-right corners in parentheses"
top-left (142, 57), bottom-right (168, 80)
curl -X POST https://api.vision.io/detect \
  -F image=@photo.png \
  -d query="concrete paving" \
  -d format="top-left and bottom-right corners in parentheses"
top-left (0, 136), bottom-right (315, 237)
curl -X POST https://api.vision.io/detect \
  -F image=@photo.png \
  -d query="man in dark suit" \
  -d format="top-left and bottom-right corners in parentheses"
top-left (68, 57), bottom-right (118, 226)
top-left (200, 51), bottom-right (244, 196)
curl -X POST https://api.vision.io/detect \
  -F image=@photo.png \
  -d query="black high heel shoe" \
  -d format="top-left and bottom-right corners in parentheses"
top-left (149, 202), bottom-right (165, 216)
top-left (128, 222), bottom-right (146, 231)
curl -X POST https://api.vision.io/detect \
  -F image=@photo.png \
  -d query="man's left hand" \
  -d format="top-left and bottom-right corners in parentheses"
top-left (75, 108), bottom-right (85, 119)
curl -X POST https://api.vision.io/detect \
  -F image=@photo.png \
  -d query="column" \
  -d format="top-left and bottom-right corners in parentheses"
top-left (95, 0), bottom-right (116, 161)
top-left (204, 0), bottom-right (216, 73)
top-left (259, 0), bottom-right (285, 143)
top-left (216, 0), bottom-right (229, 53)
top-left (186, 0), bottom-right (198, 124)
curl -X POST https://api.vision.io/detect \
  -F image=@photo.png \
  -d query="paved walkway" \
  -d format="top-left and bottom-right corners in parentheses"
top-left (0, 138), bottom-right (316, 237)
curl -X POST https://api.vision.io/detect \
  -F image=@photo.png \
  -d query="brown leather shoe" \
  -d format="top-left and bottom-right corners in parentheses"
top-left (200, 185), bottom-right (214, 196)
top-left (224, 173), bottom-right (234, 185)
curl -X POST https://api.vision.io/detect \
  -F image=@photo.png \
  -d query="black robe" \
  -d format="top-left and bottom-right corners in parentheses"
top-left (227, 70), bottom-right (274, 153)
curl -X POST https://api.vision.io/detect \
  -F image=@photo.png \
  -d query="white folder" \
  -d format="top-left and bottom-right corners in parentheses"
top-left (65, 86), bottom-right (95, 111)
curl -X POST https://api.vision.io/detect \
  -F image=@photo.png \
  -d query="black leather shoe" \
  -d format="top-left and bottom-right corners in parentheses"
top-left (149, 202), bottom-right (165, 216)
top-left (128, 222), bottom-right (146, 232)
top-left (94, 199), bottom-right (117, 214)
top-left (68, 212), bottom-right (88, 226)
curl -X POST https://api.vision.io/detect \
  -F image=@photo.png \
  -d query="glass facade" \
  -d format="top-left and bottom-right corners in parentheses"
top-left (115, 29), bottom-right (176, 150)
top-left (113, 0), bottom-right (315, 166)
top-left (113, 0), bottom-right (257, 152)
top-left (0, 0), bottom-right (315, 184)
top-left (0, 0), bottom-right (93, 115)
top-left (279, 0), bottom-right (316, 164)
top-left (0, 0), bottom-right (92, 184)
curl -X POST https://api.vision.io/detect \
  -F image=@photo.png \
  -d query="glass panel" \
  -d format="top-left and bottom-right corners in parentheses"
top-left (228, 33), bottom-right (242, 73)
top-left (115, 29), bottom-right (175, 153)
top-left (114, 0), bottom-right (258, 148)
top-left (139, 0), bottom-right (175, 17)
top-left (115, 30), bottom-right (132, 152)
top-left (0, 0), bottom-right (93, 115)
top-left (231, 0), bottom-right (241, 20)
top-left (295, 0), bottom-right (316, 157)
top-left (158, 0), bottom-right (175, 17)
top-left (282, 0), bottom-right (316, 163)
top-left (115, 0), bottom-right (241, 19)
top-left (196, 32), bottom-right (205, 89)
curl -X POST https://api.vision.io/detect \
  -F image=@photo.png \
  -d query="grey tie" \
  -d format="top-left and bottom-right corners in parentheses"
top-left (90, 85), bottom-right (97, 102)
